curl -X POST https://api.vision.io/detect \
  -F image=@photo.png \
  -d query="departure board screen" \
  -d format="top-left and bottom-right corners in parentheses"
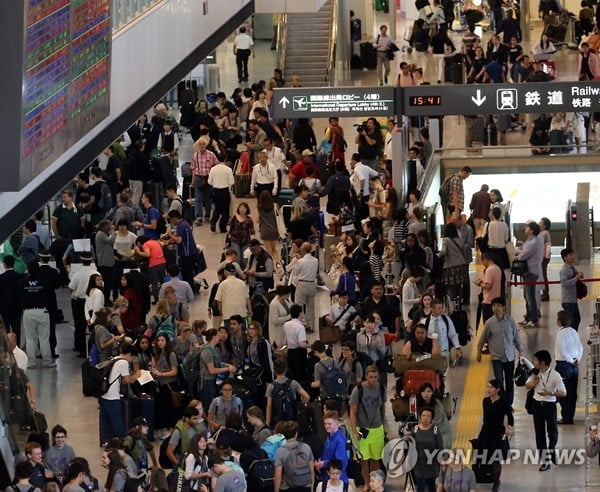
top-left (18, 0), bottom-right (111, 190)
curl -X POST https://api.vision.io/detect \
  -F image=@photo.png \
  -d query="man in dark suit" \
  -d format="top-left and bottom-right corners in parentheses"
top-left (0, 255), bottom-right (26, 345)
top-left (37, 251), bottom-right (60, 358)
top-left (486, 34), bottom-right (509, 65)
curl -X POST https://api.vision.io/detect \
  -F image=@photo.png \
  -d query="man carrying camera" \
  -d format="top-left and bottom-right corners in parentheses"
top-left (354, 118), bottom-right (384, 169)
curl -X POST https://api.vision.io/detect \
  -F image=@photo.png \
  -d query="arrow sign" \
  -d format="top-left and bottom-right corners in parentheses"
top-left (471, 89), bottom-right (486, 106)
top-left (279, 96), bottom-right (290, 108)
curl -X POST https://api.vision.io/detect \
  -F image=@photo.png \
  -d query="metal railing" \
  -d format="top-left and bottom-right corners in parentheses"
top-left (325, 0), bottom-right (339, 86)
top-left (112, 0), bottom-right (163, 33)
top-left (276, 13), bottom-right (288, 77)
top-left (585, 298), bottom-right (600, 487)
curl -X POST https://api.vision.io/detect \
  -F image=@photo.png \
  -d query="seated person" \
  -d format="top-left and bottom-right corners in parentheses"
top-left (402, 323), bottom-right (441, 356)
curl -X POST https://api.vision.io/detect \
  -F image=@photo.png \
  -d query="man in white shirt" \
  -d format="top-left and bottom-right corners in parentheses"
top-left (554, 310), bottom-right (583, 425)
top-left (525, 349), bottom-right (567, 471)
top-left (349, 153), bottom-right (378, 219)
top-left (294, 242), bottom-right (319, 333)
top-left (8, 332), bottom-right (28, 372)
top-left (233, 26), bottom-right (255, 83)
top-left (283, 304), bottom-right (309, 381)
top-left (99, 343), bottom-right (140, 445)
top-left (251, 150), bottom-right (278, 197)
top-left (263, 138), bottom-right (286, 186)
top-left (208, 159), bottom-right (235, 233)
top-left (68, 253), bottom-right (98, 357)
top-left (325, 292), bottom-right (357, 330)
top-left (425, 299), bottom-right (463, 367)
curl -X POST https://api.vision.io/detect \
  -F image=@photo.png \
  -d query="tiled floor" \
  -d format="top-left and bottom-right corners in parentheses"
top-left (21, 10), bottom-right (600, 491)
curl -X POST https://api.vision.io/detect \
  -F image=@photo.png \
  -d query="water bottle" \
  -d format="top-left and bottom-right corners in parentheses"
top-left (140, 455), bottom-right (148, 476)
top-left (409, 394), bottom-right (417, 415)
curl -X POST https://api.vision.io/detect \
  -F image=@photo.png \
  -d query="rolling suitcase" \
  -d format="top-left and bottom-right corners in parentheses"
top-left (234, 174), bottom-right (251, 198)
top-left (470, 439), bottom-right (495, 483)
top-left (402, 369), bottom-right (441, 395)
top-left (153, 155), bottom-right (177, 188)
top-left (484, 120), bottom-right (498, 146)
top-left (277, 188), bottom-right (295, 206)
top-left (450, 302), bottom-right (471, 346)
top-left (360, 42), bottom-right (377, 69)
top-left (350, 54), bottom-right (362, 69)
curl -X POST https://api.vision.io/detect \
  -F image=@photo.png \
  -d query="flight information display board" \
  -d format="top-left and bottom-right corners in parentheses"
top-left (5, 0), bottom-right (112, 191)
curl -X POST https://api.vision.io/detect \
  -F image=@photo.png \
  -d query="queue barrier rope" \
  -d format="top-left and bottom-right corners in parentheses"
top-left (510, 277), bottom-right (600, 286)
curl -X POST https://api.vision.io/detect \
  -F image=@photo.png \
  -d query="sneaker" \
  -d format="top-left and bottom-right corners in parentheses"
top-left (525, 321), bottom-right (540, 328)
top-left (43, 362), bottom-right (57, 368)
top-left (384, 76), bottom-right (388, 84)
top-left (540, 295), bottom-right (549, 302)
top-left (194, 218), bottom-right (203, 226)
top-left (518, 320), bottom-right (529, 326)
top-left (210, 223), bottom-right (216, 232)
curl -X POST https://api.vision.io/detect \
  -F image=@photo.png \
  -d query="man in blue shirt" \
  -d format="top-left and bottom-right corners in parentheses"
top-left (135, 192), bottom-right (161, 239)
top-left (485, 53), bottom-right (506, 83)
top-left (516, 221), bottom-right (544, 327)
top-left (167, 210), bottom-right (198, 291)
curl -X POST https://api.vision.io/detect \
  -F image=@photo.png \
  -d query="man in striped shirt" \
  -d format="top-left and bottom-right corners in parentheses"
top-left (190, 138), bottom-right (219, 225)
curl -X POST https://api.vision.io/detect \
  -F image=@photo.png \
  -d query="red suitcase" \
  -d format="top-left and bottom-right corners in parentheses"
top-left (402, 369), bottom-right (441, 396)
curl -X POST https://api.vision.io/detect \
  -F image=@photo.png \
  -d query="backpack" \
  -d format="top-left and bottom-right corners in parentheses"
top-left (439, 174), bottom-right (454, 203)
top-left (180, 348), bottom-right (203, 390)
top-left (261, 433), bottom-right (286, 461)
top-left (97, 182), bottom-right (113, 212)
top-left (12, 486), bottom-right (35, 492)
top-left (156, 212), bottom-right (168, 236)
top-left (323, 481), bottom-right (349, 492)
top-left (271, 379), bottom-right (298, 422)
top-left (246, 448), bottom-right (275, 491)
top-left (158, 436), bottom-right (172, 469)
top-left (319, 360), bottom-right (348, 399)
top-left (87, 357), bottom-right (122, 398)
top-left (175, 197), bottom-right (194, 226)
top-left (153, 315), bottom-right (176, 340)
top-left (283, 441), bottom-right (312, 487)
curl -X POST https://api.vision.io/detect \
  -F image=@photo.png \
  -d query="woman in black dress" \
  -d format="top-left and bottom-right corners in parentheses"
top-left (476, 379), bottom-right (514, 492)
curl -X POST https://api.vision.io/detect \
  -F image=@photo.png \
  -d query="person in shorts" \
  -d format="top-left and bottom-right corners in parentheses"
top-left (349, 365), bottom-right (385, 487)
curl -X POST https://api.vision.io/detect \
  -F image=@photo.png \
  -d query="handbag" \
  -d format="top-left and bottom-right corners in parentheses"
top-left (32, 411), bottom-right (48, 432)
top-left (525, 388), bottom-right (535, 415)
top-left (181, 162), bottom-right (191, 178)
top-left (275, 205), bottom-right (286, 239)
top-left (475, 229), bottom-right (489, 253)
top-left (514, 360), bottom-right (530, 387)
top-left (576, 280), bottom-right (588, 299)
top-left (167, 383), bottom-right (184, 408)
top-left (510, 259), bottom-right (528, 276)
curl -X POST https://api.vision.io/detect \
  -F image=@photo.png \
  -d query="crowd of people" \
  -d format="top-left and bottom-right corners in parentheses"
top-left (1, 29), bottom-right (592, 492)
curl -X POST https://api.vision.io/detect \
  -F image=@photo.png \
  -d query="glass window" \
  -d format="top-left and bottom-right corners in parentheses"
top-left (112, 0), bottom-right (163, 32)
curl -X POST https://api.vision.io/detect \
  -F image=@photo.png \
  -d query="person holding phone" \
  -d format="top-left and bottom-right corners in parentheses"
top-left (525, 350), bottom-right (567, 471)
top-left (349, 365), bottom-right (386, 488)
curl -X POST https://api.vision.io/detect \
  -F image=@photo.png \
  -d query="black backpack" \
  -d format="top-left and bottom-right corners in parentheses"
top-left (319, 360), bottom-right (348, 399)
top-left (175, 197), bottom-right (194, 226)
top-left (97, 182), bottom-right (113, 212)
top-left (86, 357), bottom-right (122, 398)
top-left (271, 379), bottom-right (298, 422)
top-left (246, 448), bottom-right (275, 491)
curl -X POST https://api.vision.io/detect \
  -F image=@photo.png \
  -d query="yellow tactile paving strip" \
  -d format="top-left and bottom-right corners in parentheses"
top-left (451, 330), bottom-right (492, 451)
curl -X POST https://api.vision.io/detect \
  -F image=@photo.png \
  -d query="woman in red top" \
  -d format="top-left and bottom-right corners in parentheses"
top-left (135, 235), bottom-right (166, 303)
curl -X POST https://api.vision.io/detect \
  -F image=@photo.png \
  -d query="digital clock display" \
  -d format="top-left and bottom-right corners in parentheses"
top-left (409, 95), bottom-right (442, 106)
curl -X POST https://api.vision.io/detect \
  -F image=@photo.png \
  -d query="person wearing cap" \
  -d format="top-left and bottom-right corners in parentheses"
top-left (215, 263), bottom-right (252, 323)
top-left (207, 158), bottom-right (235, 234)
top-left (294, 242), bottom-right (319, 333)
top-left (244, 239), bottom-right (274, 296)
top-left (251, 150), bottom-right (278, 198)
top-left (289, 149), bottom-right (320, 189)
top-left (68, 252), bottom-right (99, 357)
top-left (123, 417), bottom-right (158, 473)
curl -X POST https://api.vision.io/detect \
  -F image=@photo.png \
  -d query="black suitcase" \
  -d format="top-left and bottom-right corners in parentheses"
top-left (470, 439), bottom-right (495, 483)
top-left (153, 155), bottom-right (177, 189)
top-left (351, 54), bottom-right (362, 69)
top-left (444, 56), bottom-right (464, 84)
top-left (81, 361), bottom-right (93, 397)
top-left (130, 395), bottom-right (156, 440)
top-left (545, 23), bottom-right (567, 42)
top-left (360, 42), bottom-right (377, 69)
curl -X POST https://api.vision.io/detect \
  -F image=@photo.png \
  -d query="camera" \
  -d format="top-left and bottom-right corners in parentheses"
top-left (354, 123), bottom-right (366, 132)
top-left (532, 368), bottom-right (540, 375)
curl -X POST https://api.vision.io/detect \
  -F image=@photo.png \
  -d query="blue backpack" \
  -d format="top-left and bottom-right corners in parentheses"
top-left (261, 434), bottom-right (286, 461)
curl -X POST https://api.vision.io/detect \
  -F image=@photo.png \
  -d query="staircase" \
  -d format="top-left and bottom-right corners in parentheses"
top-left (283, 0), bottom-right (334, 87)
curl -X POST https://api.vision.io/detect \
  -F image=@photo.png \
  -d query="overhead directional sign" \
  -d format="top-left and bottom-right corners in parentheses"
top-left (272, 87), bottom-right (397, 118)
top-left (402, 81), bottom-right (600, 116)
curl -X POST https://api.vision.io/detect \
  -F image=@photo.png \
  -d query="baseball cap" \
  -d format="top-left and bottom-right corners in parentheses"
top-left (249, 239), bottom-right (263, 247)
top-left (79, 252), bottom-right (94, 261)
top-left (301, 149), bottom-right (314, 156)
top-left (224, 263), bottom-right (237, 273)
top-left (132, 417), bottom-right (148, 427)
